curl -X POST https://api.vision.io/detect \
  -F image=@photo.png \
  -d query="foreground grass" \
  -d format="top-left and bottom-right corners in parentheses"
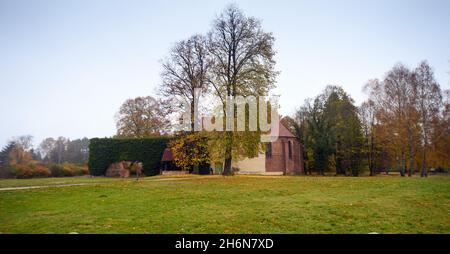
top-left (0, 175), bottom-right (449, 233)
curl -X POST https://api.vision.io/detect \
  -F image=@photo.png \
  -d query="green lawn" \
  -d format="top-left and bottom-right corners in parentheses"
top-left (0, 175), bottom-right (449, 234)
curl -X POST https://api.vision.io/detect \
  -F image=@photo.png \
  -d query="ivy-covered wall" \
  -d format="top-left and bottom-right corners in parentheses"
top-left (88, 137), bottom-right (170, 176)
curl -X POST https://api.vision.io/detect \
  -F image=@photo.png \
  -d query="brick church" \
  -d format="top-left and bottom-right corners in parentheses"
top-left (161, 121), bottom-right (304, 175)
top-left (232, 122), bottom-right (304, 175)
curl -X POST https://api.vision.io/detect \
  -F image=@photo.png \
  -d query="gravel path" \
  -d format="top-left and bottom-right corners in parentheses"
top-left (0, 177), bottom-right (206, 191)
top-left (0, 183), bottom-right (94, 191)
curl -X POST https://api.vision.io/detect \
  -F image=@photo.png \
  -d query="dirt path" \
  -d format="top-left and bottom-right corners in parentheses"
top-left (0, 176), bottom-right (210, 192)
top-left (0, 183), bottom-right (94, 191)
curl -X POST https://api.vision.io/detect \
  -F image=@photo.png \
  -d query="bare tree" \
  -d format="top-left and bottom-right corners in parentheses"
top-left (53, 137), bottom-right (68, 164)
top-left (207, 4), bottom-right (278, 175)
top-left (11, 135), bottom-right (34, 151)
top-left (38, 137), bottom-right (56, 162)
top-left (160, 35), bottom-right (210, 131)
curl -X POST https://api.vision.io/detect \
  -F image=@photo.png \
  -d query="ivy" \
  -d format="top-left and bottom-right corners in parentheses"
top-left (88, 137), bottom-right (170, 176)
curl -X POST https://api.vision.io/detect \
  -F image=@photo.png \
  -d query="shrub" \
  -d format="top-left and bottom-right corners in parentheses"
top-left (0, 161), bottom-right (87, 179)
top-left (11, 164), bottom-right (34, 179)
top-left (79, 165), bottom-right (89, 175)
top-left (33, 164), bottom-right (52, 177)
top-left (2, 162), bottom-right (51, 179)
top-left (63, 163), bottom-right (77, 176)
top-left (49, 164), bottom-right (66, 177)
top-left (0, 165), bottom-right (14, 178)
top-left (63, 163), bottom-right (89, 176)
top-left (47, 163), bottom-right (89, 177)
top-left (88, 137), bottom-right (170, 176)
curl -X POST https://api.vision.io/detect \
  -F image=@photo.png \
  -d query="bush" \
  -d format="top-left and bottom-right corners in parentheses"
top-left (62, 163), bottom-right (88, 176)
top-left (0, 165), bottom-right (14, 178)
top-left (88, 137), bottom-right (170, 176)
top-left (49, 164), bottom-right (66, 177)
top-left (11, 164), bottom-right (34, 179)
top-left (79, 165), bottom-right (89, 175)
top-left (9, 163), bottom-right (50, 178)
top-left (0, 161), bottom-right (87, 179)
top-left (45, 163), bottom-right (89, 177)
top-left (33, 164), bottom-right (52, 177)
top-left (48, 164), bottom-right (71, 177)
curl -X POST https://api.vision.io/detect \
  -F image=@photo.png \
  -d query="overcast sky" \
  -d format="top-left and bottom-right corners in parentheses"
top-left (1, 0), bottom-right (449, 148)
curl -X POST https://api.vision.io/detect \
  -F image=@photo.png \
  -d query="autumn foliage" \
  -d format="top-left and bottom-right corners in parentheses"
top-left (169, 133), bottom-right (209, 171)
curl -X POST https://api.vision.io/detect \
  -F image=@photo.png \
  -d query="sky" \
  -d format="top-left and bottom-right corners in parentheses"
top-left (0, 0), bottom-right (449, 148)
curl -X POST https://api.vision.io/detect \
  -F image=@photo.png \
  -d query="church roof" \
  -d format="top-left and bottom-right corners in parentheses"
top-left (265, 121), bottom-right (298, 139)
top-left (278, 121), bottom-right (297, 138)
top-left (161, 148), bottom-right (174, 162)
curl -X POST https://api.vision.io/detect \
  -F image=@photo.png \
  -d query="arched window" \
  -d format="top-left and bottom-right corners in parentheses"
top-left (288, 140), bottom-right (293, 160)
top-left (265, 143), bottom-right (272, 158)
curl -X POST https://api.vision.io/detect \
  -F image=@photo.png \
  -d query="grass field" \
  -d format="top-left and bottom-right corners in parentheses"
top-left (0, 175), bottom-right (449, 234)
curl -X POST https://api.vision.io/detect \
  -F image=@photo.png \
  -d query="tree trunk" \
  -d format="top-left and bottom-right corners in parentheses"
top-left (222, 132), bottom-right (233, 176)
top-left (400, 151), bottom-right (406, 177)
top-left (408, 139), bottom-right (415, 177)
top-left (408, 156), bottom-right (414, 177)
top-left (421, 149), bottom-right (427, 177)
top-left (368, 132), bottom-right (374, 176)
top-left (370, 132), bottom-right (376, 175)
top-left (190, 99), bottom-right (195, 132)
top-left (223, 151), bottom-right (232, 176)
top-left (335, 157), bottom-right (341, 176)
top-left (302, 146), bottom-right (308, 175)
top-left (421, 130), bottom-right (428, 177)
top-left (407, 125), bottom-right (415, 177)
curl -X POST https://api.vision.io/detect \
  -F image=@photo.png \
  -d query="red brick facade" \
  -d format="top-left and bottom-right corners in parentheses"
top-left (265, 124), bottom-right (304, 174)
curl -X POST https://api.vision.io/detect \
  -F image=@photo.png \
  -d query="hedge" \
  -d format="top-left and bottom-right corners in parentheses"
top-left (88, 137), bottom-right (170, 176)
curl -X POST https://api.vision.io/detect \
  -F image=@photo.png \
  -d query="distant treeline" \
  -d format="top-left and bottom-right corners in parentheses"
top-left (0, 136), bottom-right (89, 178)
top-left (287, 61), bottom-right (449, 177)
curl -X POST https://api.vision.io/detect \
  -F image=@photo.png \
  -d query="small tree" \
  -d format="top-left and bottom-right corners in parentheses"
top-left (169, 133), bottom-right (209, 172)
top-left (0, 142), bottom-right (15, 166)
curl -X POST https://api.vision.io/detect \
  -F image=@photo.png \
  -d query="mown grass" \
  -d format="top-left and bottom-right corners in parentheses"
top-left (0, 175), bottom-right (449, 233)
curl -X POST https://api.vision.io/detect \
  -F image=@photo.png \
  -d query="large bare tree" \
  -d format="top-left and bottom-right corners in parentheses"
top-left (160, 35), bottom-right (210, 131)
top-left (207, 4), bottom-right (278, 175)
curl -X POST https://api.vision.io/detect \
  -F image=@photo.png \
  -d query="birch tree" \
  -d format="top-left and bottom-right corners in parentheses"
top-left (414, 61), bottom-right (442, 177)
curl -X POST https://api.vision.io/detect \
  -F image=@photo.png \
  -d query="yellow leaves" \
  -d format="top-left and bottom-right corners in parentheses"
top-left (169, 133), bottom-right (209, 170)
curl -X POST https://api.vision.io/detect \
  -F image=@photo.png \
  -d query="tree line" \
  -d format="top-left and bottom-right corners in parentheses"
top-left (0, 135), bottom-right (89, 178)
top-left (286, 62), bottom-right (449, 177)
